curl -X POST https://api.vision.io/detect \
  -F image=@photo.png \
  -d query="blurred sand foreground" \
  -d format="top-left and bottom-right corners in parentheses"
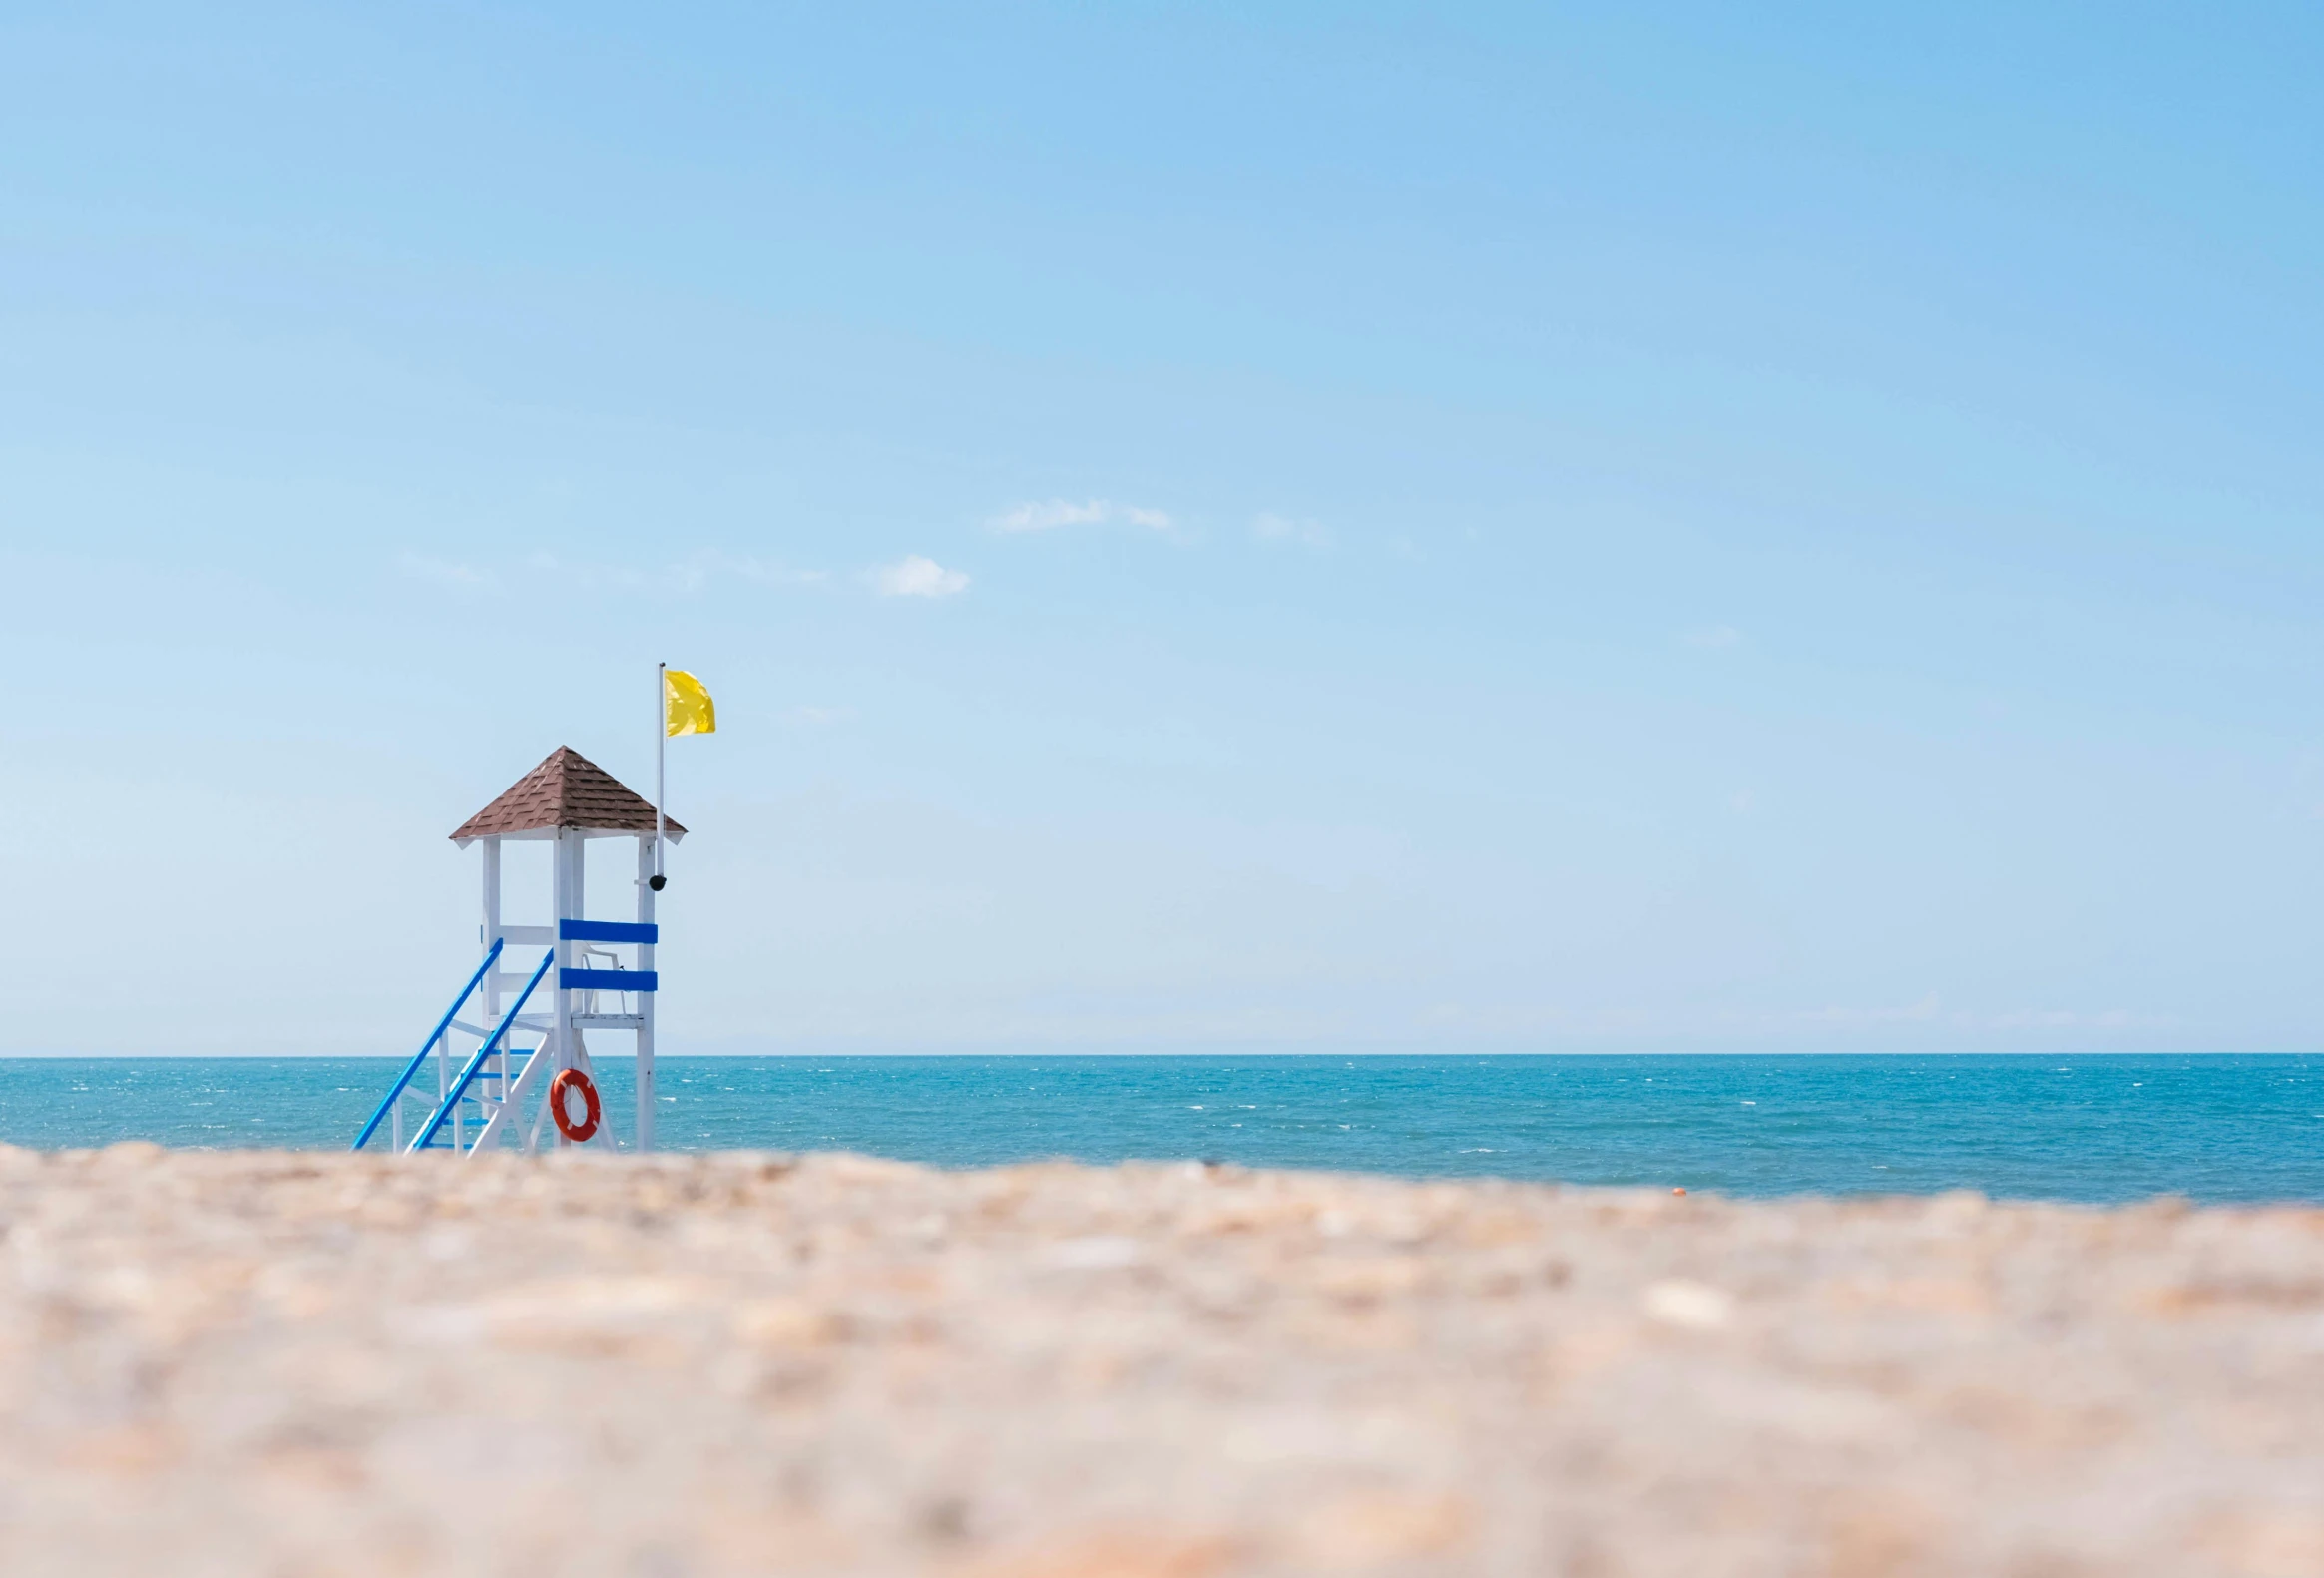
top-left (0, 1146), bottom-right (2318, 1577)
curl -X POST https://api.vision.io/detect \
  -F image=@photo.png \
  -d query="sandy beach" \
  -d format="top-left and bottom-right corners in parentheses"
top-left (1, 1144), bottom-right (2318, 1577)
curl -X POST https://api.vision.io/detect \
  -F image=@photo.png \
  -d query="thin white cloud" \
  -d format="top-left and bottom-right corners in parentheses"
top-left (1983, 1007), bottom-right (2144, 1030)
top-left (523, 549), bottom-right (634, 589)
top-left (1684, 624), bottom-right (1743, 649)
top-left (874, 554), bottom-right (970, 599)
top-left (994, 500), bottom-right (1108, 532)
top-left (397, 552), bottom-right (494, 590)
top-left (1798, 993), bottom-right (1942, 1025)
top-left (991, 498), bottom-right (1174, 534)
top-left (425, 550), bottom-right (828, 594)
top-left (1252, 512), bottom-right (1331, 549)
top-left (668, 550), bottom-right (827, 592)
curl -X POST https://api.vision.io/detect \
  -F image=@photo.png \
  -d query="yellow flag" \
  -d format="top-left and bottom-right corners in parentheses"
top-left (665, 669), bottom-right (716, 737)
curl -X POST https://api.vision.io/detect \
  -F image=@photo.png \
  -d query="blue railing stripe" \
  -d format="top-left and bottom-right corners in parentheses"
top-left (560, 967), bottom-right (657, 992)
top-left (558, 919), bottom-right (658, 944)
top-left (351, 938), bottom-right (504, 1152)
top-left (409, 948), bottom-right (556, 1154)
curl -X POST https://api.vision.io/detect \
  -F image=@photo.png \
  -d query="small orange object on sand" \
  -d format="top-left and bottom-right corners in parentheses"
top-left (1672, 1187), bottom-right (1687, 1196)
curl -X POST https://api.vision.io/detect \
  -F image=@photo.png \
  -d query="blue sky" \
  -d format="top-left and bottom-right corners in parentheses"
top-left (4, 3), bottom-right (2322, 1053)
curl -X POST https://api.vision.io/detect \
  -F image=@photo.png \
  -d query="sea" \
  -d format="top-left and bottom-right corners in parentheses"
top-left (0, 1054), bottom-right (2316, 1206)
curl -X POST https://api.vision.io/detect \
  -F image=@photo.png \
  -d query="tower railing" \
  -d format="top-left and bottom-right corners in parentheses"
top-left (352, 939), bottom-right (504, 1152)
top-left (409, 947), bottom-right (558, 1152)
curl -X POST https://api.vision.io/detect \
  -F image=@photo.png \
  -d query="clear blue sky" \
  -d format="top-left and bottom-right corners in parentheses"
top-left (4, 4), bottom-right (2321, 1053)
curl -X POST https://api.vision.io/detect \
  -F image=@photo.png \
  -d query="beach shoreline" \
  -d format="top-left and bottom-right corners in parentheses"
top-left (1, 1144), bottom-right (2318, 1575)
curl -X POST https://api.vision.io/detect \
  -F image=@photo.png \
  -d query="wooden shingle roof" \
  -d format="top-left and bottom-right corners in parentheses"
top-left (449, 747), bottom-right (686, 844)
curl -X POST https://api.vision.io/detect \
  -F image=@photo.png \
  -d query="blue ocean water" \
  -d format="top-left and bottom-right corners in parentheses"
top-left (0, 1054), bottom-right (2316, 1204)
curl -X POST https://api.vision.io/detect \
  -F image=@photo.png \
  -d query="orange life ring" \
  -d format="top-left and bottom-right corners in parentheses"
top-left (550, 1068), bottom-right (602, 1143)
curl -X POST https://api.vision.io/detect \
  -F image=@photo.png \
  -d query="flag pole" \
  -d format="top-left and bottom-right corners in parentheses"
top-left (654, 661), bottom-right (667, 890)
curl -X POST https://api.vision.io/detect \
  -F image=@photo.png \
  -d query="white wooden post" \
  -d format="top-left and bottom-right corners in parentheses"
top-left (480, 836), bottom-right (501, 1039)
top-left (636, 832), bottom-right (656, 1152)
top-left (551, 828), bottom-right (577, 1146)
top-left (480, 835), bottom-right (503, 1147)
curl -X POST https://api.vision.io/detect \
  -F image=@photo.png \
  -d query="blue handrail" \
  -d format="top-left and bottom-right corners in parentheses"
top-left (352, 938), bottom-right (505, 1152)
top-left (409, 946), bottom-right (557, 1153)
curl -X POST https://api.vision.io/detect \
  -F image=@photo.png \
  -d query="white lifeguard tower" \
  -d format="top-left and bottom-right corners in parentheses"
top-left (353, 746), bottom-right (682, 1155)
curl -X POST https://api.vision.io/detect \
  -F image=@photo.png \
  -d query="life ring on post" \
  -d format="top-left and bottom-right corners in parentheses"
top-left (549, 1068), bottom-right (602, 1143)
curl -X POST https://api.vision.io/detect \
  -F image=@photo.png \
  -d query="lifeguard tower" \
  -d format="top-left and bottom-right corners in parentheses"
top-left (353, 747), bottom-right (680, 1155)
